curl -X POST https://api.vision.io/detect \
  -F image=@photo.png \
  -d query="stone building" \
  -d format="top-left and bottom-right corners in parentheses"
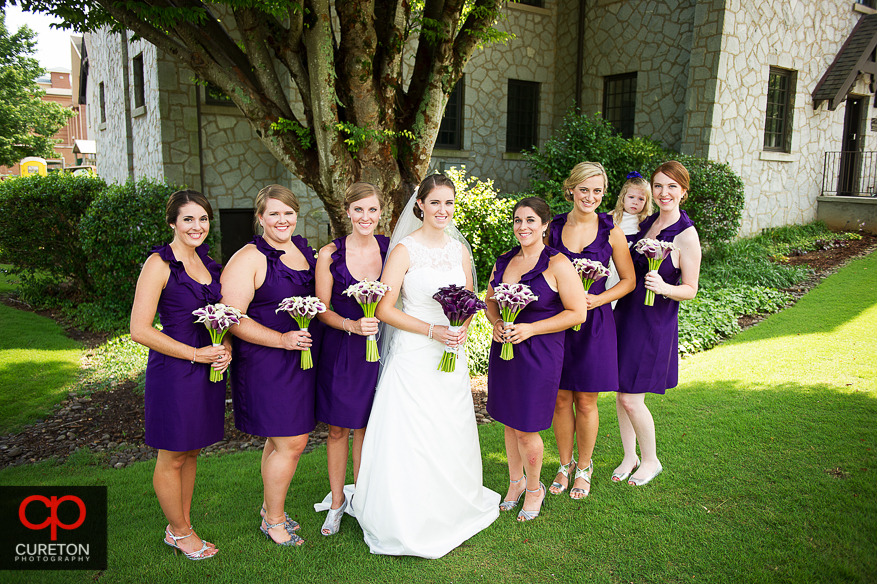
top-left (81, 0), bottom-right (877, 254)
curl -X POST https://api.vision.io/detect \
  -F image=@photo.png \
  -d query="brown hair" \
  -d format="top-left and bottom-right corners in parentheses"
top-left (563, 161), bottom-right (608, 201)
top-left (166, 190), bottom-right (213, 225)
top-left (413, 173), bottom-right (456, 219)
top-left (513, 196), bottom-right (552, 225)
top-left (651, 160), bottom-right (690, 204)
top-left (344, 182), bottom-right (385, 210)
top-left (612, 177), bottom-right (653, 225)
top-left (254, 184), bottom-right (300, 232)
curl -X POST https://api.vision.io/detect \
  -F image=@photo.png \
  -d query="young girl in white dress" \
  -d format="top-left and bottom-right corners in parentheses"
top-left (607, 172), bottom-right (653, 307)
top-left (352, 174), bottom-right (499, 559)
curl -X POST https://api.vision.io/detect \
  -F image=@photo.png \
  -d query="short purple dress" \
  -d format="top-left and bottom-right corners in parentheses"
top-left (548, 212), bottom-right (619, 393)
top-left (614, 211), bottom-right (695, 394)
top-left (486, 246), bottom-right (566, 432)
top-left (144, 244), bottom-right (225, 451)
top-left (231, 235), bottom-right (319, 437)
top-left (315, 235), bottom-right (389, 429)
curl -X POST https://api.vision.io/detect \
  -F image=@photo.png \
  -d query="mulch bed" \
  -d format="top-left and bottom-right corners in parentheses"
top-left (1, 233), bottom-right (874, 470)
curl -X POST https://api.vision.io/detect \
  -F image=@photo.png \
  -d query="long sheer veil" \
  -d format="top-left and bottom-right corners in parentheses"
top-left (377, 188), bottom-right (477, 379)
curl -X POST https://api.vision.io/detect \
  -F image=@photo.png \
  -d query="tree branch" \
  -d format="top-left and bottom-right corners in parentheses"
top-left (234, 7), bottom-right (294, 118)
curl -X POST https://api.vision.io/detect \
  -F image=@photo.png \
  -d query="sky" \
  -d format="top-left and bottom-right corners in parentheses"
top-left (4, 4), bottom-right (74, 71)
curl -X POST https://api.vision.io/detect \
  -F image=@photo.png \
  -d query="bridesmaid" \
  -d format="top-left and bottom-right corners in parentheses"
top-left (221, 184), bottom-right (319, 546)
top-left (547, 161), bottom-right (636, 499)
top-left (613, 160), bottom-right (702, 486)
top-left (485, 197), bottom-right (587, 521)
top-left (314, 182), bottom-right (389, 535)
top-left (130, 190), bottom-right (228, 560)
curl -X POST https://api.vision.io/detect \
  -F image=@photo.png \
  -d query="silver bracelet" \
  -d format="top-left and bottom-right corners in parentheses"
top-left (191, 347), bottom-right (196, 364)
top-left (342, 318), bottom-right (351, 335)
top-left (427, 324), bottom-right (435, 340)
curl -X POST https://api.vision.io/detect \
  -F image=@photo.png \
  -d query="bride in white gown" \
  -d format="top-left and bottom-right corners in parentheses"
top-left (351, 174), bottom-right (500, 559)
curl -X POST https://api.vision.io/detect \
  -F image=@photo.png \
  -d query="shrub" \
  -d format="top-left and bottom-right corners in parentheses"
top-left (675, 154), bottom-right (745, 244)
top-left (465, 302), bottom-right (493, 376)
top-left (446, 166), bottom-right (517, 289)
top-left (0, 173), bottom-right (106, 291)
top-left (79, 178), bottom-right (219, 328)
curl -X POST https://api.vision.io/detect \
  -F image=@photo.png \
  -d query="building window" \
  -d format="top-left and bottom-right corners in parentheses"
top-left (219, 209), bottom-right (256, 264)
top-left (514, 0), bottom-right (544, 6)
top-left (603, 72), bottom-right (637, 139)
top-left (764, 67), bottom-right (795, 152)
top-left (204, 82), bottom-right (234, 106)
top-left (99, 82), bottom-right (106, 124)
top-left (436, 77), bottom-right (463, 150)
top-left (858, 0), bottom-right (876, 9)
top-left (132, 53), bottom-right (145, 109)
top-left (507, 80), bottom-right (540, 153)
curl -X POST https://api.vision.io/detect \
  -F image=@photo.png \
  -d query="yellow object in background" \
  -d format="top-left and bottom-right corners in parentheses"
top-left (20, 157), bottom-right (47, 177)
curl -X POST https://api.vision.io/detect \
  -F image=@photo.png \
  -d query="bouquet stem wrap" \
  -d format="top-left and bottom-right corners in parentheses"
top-left (362, 302), bottom-right (379, 363)
top-left (644, 258), bottom-right (664, 306)
top-left (294, 321), bottom-right (313, 369)
top-left (500, 320), bottom-right (515, 360)
top-left (571, 258), bottom-right (609, 331)
top-left (437, 325), bottom-right (461, 372)
top-left (633, 239), bottom-right (677, 307)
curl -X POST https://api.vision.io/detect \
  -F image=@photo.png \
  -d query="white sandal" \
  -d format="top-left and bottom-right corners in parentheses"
top-left (320, 495), bottom-right (347, 536)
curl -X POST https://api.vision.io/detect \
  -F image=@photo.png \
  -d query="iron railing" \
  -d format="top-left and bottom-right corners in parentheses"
top-left (822, 151), bottom-right (877, 196)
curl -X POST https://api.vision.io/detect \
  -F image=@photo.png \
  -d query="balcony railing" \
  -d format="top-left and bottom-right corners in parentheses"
top-left (821, 151), bottom-right (877, 196)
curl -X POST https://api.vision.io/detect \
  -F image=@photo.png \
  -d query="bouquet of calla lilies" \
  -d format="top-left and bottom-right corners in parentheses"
top-left (192, 303), bottom-right (248, 382)
top-left (432, 284), bottom-right (487, 372)
top-left (276, 296), bottom-right (327, 369)
top-left (343, 280), bottom-right (392, 362)
top-left (492, 283), bottom-right (538, 361)
top-left (634, 238), bottom-right (678, 306)
top-left (571, 258), bottom-right (610, 330)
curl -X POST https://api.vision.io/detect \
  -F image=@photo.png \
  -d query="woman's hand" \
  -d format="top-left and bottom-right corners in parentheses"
top-left (195, 344), bottom-right (229, 368)
top-left (644, 270), bottom-right (668, 297)
top-left (280, 330), bottom-right (312, 351)
top-left (352, 317), bottom-right (380, 337)
top-left (505, 322), bottom-right (535, 345)
top-left (432, 324), bottom-right (467, 348)
top-left (491, 319), bottom-right (510, 343)
top-left (209, 343), bottom-right (232, 373)
top-left (584, 292), bottom-right (602, 311)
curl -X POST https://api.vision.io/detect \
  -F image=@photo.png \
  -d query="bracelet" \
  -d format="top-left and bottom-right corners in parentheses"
top-left (427, 324), bottom-right (435, 340)
top-left (492, 318), bottom-right (501, 327)
top-left (191, 347), bottom-right (196, 364)
top-left (342, 318), bottom-right (351, 335)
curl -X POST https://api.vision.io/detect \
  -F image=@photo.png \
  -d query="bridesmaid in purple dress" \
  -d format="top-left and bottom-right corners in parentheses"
top-left (221, 185), bottom-right (318, 547)
top-left (546, 162), bottom-right (635, 499)
top-left (485, 197), bottom-right (587, 521)
top-left (614, 161), bottom-right (702, 486)
top-left (313, 183), bottom-right (389, 536)
top-left (131, 190), bottom-right (229, 560)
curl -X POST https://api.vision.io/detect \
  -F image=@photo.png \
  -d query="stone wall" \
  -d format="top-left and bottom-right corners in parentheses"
top-left (85, 28), bottom-right (129, 184)
top-left (128, 39), bottom-right (164, 180)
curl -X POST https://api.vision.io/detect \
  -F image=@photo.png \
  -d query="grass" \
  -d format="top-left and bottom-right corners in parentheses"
top-left (0, 251), bottom-right (875, 582)
top-left (0, 264), bottom-right (82, 433)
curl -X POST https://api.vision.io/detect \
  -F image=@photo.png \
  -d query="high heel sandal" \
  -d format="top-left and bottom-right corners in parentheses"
top-left (261, 518), bottom-right (305, 547)
top-left (569, 460), bottom-right (593, 499)
top-left (628, 460), bottom-right (663, 486)
top-left (320, 495), bottom-right (348, 536)
top-left (260, 505), bottom-right (300, 533)
top-left (188, 525), bottom-right (215, 549)
top-left (163, 526), bottom-right (217, 560)
top-left (499, 475), bottom-right (526, 511)
top-left (611, 457), bottom-right (640, 483)
top-left (549, 459), bottom-right (576, 495)
top-left (517, 482), bottom-right (546, 522)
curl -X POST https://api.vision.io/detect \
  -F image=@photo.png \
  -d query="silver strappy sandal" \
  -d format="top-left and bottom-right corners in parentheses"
top-left (549, 459), bottom-right (576, 494)
top-left (499, 475), bottom-right (526, 511)
top-left (261, 505), bottom-right (300, 533)
top-left (164, 526), bottom-right (217, 560)
top-left (569, 460), bottom-right (593, 499)
top-left (517, 482), bottom-right (546, 522)
top-left (261, 518), bottom-right (305, 547)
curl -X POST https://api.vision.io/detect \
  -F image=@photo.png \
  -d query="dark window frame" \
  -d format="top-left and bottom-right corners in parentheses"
top-left (764, 67), bottom-right (795, 152)
top-left (132, 53), bottom-right (145, 109)
top-left (514, 0), bottom-right (544, 7)
top-left (436, 77), bottom-right (464, 150)
top-left (99, 82), bottom-right (106, 124)
top-left (602, 72), bottom-right (637, 139)
top-left (506, 79), bottom-right (540, 153)
top-left (204, 82), bottom-right (234, 107)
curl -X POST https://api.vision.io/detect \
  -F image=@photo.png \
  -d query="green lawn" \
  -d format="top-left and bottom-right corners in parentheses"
top-left (0, 253), bottom-right (875, 583)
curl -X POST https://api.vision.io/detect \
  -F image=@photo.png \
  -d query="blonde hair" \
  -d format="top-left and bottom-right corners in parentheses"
top-left (563, 161), bottom-right (608, 201)
top-left (344, 182), bottom-right (385, 209)
top-left (612, 177), bottom-right (653, 225)
top-left (254, 184), bottom-right (300, 232)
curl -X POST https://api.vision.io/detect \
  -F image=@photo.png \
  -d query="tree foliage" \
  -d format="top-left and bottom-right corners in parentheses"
top-left (0, 12), bottom-right (75, 167)
top-left (11, 0), bottom-right (509, 233)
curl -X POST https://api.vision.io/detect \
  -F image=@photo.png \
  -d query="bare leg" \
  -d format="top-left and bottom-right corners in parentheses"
top-left (515, 430), bottom-right (545, 519)
top-left (549, 389), bottom-right (576, 494)
top-left (262, 434), bottom-right (308, 545)
top-left (614, 393), bottom-right (640, 478)
top-left (617, 393), bottom-right (659, 481)
top-left (155, 449), bottom-right (214, 556)
top-left (260, 438), bottom-right (276, 512)
top-left (571, 392), bottom-right (599, 497)
top-left (351, 427), bottom-right (366, 484)
top-left (502, 425), bottom-right (526, 503)
top-left (326, 425), bottom-right (350, 510)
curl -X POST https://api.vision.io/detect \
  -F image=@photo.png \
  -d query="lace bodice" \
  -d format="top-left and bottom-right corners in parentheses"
top-left (397, 235), bottom-right (466, 326)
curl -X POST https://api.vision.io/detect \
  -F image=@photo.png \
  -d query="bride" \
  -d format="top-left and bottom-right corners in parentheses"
top-left (351, 173), bottom-right (500, 558)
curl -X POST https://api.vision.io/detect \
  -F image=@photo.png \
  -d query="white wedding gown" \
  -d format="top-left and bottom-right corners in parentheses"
top-left (351, 236), bottom-right (500, 559)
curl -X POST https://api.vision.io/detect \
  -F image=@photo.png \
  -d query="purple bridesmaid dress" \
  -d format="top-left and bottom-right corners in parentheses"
top-left (548, 212), bottom-right (619, 393)
top-left (486, 246), bottom-right (566, 432)
top-left (614, 211), bottom-right (695, 394)
top-left (231, 235), bottom-right (319, 437)
top-left (315, 235), bottom-right (389, 429)
top-left (144, 244), bottom-right (225, 451)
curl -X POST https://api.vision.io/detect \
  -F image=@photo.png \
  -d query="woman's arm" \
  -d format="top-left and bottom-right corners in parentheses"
top-left (644, 226), bottom-right (701, 301)
top-left (130, 254), bottom-right (228, 364)
top-left (589, 226), bottom-right (636, 309)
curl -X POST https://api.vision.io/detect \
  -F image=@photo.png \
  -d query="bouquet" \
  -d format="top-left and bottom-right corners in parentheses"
top-left (276, 296), bottom-right (327, 369)
top-left (192, 303), bottom-right (248, 382)
top-left (571, 258), bottom-right (610, 330)
top-left (634, 238), bottom-right (678, 306)
top-left (432, 284), bottom-right (487, 373)
top-left (492, 283), bottom-right (538, 361)
top-left (343, 280), bottom-right (392, 362)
